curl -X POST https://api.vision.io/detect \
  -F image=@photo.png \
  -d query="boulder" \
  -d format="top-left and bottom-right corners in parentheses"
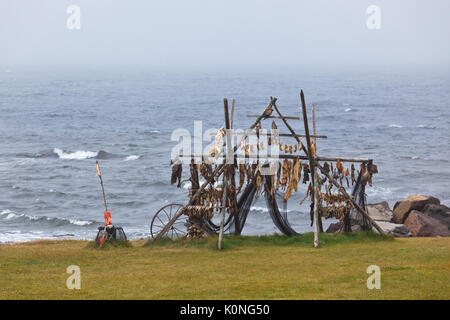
top-left (422, 203), bottom-right (450, 231)
top-left (367, 201), bottom-right (393, 222)
top-left (404, 210), bottom-right (450, 237)
top-left (372, 221), bottom-right (411, 237)
top-left (326, 222), bottom-right (343, 233)
top-left (393, 195), bottom-right (440, 224)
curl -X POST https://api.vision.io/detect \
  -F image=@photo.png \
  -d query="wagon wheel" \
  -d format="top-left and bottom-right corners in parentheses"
top-left (150, 203), bottom-right (188, 239)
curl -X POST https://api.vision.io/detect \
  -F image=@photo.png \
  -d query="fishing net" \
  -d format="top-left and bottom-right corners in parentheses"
top-left (344, 172), bottom-right (371, 232)
top-left (264, 175), bottom-right (299, 236)
top-left (202, 182), bottom-right (257, 235)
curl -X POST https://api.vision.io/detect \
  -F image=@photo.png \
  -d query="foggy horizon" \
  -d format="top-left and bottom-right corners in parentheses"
top-left (1, 0), bottom-right (450, 72)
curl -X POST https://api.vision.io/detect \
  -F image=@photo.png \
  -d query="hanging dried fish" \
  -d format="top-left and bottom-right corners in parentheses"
top-left (281, 159), bottom-right (290, 189)
top-left (171, 163), bottom-right (183, 188)
top-left (300, 183), bottom-right (312, 205)
top-left (210, 127), bottom-right (226, 157)
top-left (351, 164), bottom-right (355, 185)
top-left (323, 162), bottom-right (330, 175)
top-left (302, 163), bottom-right (310, 184)
top-left (283, 157), bottom-right (300, 202)
top-left (276, 162), bottom-right (281, 191)
top-left (255, 164), bottom-right (263, 198)
top-left (237, 163), bottom-right (246, 193)
top-left (189, 159), bottom-right (200, 195)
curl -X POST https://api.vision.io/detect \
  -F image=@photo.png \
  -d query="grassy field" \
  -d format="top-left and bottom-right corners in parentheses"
top-left (0, 232), bottom-right (449, 299)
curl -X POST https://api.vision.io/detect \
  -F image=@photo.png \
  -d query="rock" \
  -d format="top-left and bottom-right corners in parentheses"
top-left (326, 222), bottom-right (343, 233)
top-left (367, 201), bottom-right (393, 222)
top-left (351, 225), bottom-right (362, 233)
top-left (393, 195), bottom-right (440, 224)
top-left (404, 210), bottom-right (450, 237)
top-left (372, 221), bottom-right (411, 237)
top-left (422, 204), bottom-right (450, 231)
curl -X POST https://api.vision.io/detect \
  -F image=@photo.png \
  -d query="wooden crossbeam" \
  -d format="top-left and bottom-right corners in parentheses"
top-left (209, 132), bottom-right (327, 139)
top-left (246, 115), bottom-right (300, 120)
top-left (178, 154), bottom-right (371, 163)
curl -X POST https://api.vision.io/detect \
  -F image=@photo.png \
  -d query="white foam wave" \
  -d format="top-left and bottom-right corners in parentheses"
top-left (389, 124), bottom-right (403, 128)
top-left (53, 148), bottom-right (98, 160)
top-left (250, 206), bottom-right (295, 213)
top-left (0, 209), bottom-right (94, 226)
top-left (124, 155), bottom-right (140, 161)
top-left (365, 186), bottom-right (394, 198)
top-left (416, 124), bottom-right (437, 129)
top-left (344, 108), bottom-right (352, 112)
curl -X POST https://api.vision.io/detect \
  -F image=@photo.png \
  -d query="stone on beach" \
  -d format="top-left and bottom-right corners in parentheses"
top-left (421, 203), bottom-right (450, 231)
top-left (367, 201), bottom-right (393, 222)
top-left (393, 195), bottom-right (440, 224)
top-left (372, 221), bottom-right (411, 237)
top-left (404, 210), bottom-right (450, 237)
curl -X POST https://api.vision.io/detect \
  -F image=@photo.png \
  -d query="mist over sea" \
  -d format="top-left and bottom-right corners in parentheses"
top-left (1, 69), bottom-right (449, 243)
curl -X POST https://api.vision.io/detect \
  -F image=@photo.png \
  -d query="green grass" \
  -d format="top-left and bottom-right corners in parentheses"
top-left (144, 231), bottom-right (393, 250)
top-left (0, 234), bottom-right (448, 300)
top-left (85, 239), bottom-right (133, 250)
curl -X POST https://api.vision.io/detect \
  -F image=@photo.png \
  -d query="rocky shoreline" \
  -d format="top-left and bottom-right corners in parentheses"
top-left (327, 195), bottom-right (450, 237)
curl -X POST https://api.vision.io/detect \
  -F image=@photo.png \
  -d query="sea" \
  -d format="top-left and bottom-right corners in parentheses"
top-left (1, 68), bottom-right (449, 243)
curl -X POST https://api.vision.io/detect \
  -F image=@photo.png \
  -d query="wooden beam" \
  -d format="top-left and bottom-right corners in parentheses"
top-left (246, 115), bottom-right (300, 120)
top-left (300, 90), bottom-right (318, 231)
top-left (178, 154), bottom-right (371, 163)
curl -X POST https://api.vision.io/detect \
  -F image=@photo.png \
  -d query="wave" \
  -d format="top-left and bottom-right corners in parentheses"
top-left (0, 210), bottom-right (95, 227)
top-left (416, 124), bottom-right (437, 129)
top-left (250, 206), bottom-right (296, 213)
top-left (344, 108), bottom-right (352, 112)
top-left (124, 155), bottom-right (140, 161)
top-left (53, 148), bottom-right (98, 160)
top-left (389, 124), bottom-right (404, 128)
top-left (17, 149), bottom-right (138, 161)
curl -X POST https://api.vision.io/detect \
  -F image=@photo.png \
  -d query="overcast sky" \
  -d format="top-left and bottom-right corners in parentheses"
top-left (1, 0), bottom-right (449, 71)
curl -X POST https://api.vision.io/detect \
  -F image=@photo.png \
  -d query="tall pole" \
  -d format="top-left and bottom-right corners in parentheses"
top-left (313, 166), bottom-right (320, 247)
top-left (218, 178), bottom-right (228, 250)
top-left (300, 91), bottom-right (320, 246)
top-left (219, 98), bottom-right (232, 249)
top-left (96, 161), bottom-right (108, 212)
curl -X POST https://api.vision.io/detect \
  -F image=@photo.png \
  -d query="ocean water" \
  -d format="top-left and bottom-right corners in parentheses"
top-left (1, 68), bottom-right (449, 243)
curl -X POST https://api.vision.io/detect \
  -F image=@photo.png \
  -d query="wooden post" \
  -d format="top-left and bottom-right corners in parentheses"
top-left (230, 99), bottom-right (235, 129)
top-left (218, 178), bottom-right (228, 250)
top-left (300, 90), bottom-right (317, 230)
top-left (312, 104), bottom-right (317, 145)
top-left (311, 103), bottom-right (323, 232)
top-left (313, 165), bottom-right (320, 247)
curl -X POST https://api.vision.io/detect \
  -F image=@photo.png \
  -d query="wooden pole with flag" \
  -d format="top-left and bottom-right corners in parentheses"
top-left (96, 161), bottom-right (108, 212)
